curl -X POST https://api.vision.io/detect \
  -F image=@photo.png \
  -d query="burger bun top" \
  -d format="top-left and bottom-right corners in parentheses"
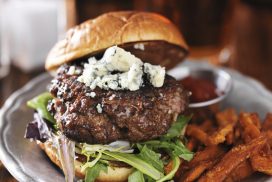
top-left (45, 11), bottom-right (188, 71)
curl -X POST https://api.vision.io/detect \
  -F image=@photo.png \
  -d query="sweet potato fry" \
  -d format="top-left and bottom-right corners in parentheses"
top-left (164, 160), bottom-right (174, 175)
top-left (181, 110), bottom-right (272, 182)
top-left (224, 160), bottom-right (254, 182)
top-left (186, 125), bottom-right (210, 146)
top-left (177, 146), bottom-right (225, 182)
top-left (226, 129), bottom-right (234, 145)
top-left (251, 152), bottom-right (272, 175)
top-left (239, 113), bottom-right (272, 175)
top-left (216, 108), bottom-right (238, 127)
top-left (186, 146), bottom-right (225, 168)
top-left (187, 123), bottom-right (235, 146)
top-left (250, 113), bottom-right (262, 129)
top-left (199, 109), bottom-right (238, 146)
top-left (239, 113), bottom-right (261, 142)
top-left (186, 138), bottom-right (198, 151)
top-left (262, 113), bottom-right (272, 131)
top-left (208, 124), bottom-right (234, 145)
top-left (199, 119), bottom-right (214, 132)
top-left (180, 160), bottom-right (215, 182)
top-left (198, 132), bottom-right (271, 182)
top-left (232, 124), bottom-right (244, 145)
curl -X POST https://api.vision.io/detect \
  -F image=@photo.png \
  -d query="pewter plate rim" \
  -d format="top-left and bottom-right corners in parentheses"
top-left (0, 73), bottom-right (51, 182)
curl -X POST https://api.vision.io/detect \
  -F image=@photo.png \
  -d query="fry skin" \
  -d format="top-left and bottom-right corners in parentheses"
top-left (224, 160), bottom-right (254, 182)
top-left (208, 124), bottom-right (234, 145)
top-left (216, 108), bottom-right (238, 127)
top-left (239, 113), bottom-right (261, 142)
top-left (198, 132), bottom-right (271, 182)
top-left (178, 146), bottom-right (225, 182)
top-left (251, 151), bottom-right (272, 175)
top-left (262, 113), bottom-right (272, 131)
top-left (180, 109), bottom-right (272, 182)
top-left (186, 125), bottom-right (210, 146)
top-left (239, 112), bottom-right (272, 175)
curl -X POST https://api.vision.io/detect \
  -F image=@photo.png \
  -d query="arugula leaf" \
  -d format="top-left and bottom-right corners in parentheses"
top-left (174, 140), bottom-right (194, 161)
top-left (27, 92), bottom-right (56, 124)
top-left (102, 151), bottom-right (164, 180)
top-left (128, 170), bottom-right (145, 182)
top-left (162, 115), bottom-right (192, 140)
top-left (81, 151), bottom-right (103, 172)
top-left (138, 145), bottom-right (164, 172)
top-left (85, 162), bottom-right (107, 182)
top-left (157, 155), bottom-right (180, 182)
top-left (142, 140), bottom-right (194, 161)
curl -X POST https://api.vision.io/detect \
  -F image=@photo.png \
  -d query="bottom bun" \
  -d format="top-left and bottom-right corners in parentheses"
top-left (39, 142), bottom-right (133, 182)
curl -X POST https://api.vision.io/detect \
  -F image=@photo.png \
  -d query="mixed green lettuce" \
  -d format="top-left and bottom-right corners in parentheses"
top-left (27, 92), bottom-right (56, 125)
top-left (138, 145), bottom-right (164, 172)
top-left (128, 170), bottom-right (145, 182)
top-left (81, 115), bottom-right (194, 182)
top-left (85, 162), bottom-right (107, 182)
top-left (25, 92), bottom-right (57, 141)
top-left (162, 115), bottom-right (191, 139)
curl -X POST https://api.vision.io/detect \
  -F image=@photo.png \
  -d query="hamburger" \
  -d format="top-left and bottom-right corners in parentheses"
top-left (25, 11), bottom-right (193, 182)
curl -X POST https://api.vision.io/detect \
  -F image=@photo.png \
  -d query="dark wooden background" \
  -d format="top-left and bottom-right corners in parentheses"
top-left (1, 0), bottom-right (272, 181)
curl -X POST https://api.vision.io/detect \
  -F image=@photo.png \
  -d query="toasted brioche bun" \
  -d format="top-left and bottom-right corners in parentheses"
top-left (45, 11), bottom-right (188, 71)
top-left (39, 142), bottom-right (133, 182)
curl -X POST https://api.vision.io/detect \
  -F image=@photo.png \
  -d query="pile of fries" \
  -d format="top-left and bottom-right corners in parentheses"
top-left (175, 108), bottom-right (272, 182)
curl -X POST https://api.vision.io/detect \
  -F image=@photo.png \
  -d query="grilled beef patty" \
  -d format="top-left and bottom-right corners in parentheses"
top-left (48, 64), bottom-right (188, 144)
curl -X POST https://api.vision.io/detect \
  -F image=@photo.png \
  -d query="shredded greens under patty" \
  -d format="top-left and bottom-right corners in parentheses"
top-left (80, 115), bottom-right (194, 182)
top-left (128, 170), bottom-right (145, 182)
top-left (27, 93), bottom-right (194, 182)
top-left (85, 162), bottom-right (107, 182)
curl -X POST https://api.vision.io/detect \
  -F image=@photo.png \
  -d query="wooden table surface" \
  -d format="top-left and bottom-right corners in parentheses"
top-left (0, 2), bottom-right (272, 181)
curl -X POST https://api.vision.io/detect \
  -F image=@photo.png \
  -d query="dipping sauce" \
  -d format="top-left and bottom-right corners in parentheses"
top-left (180, 76), bottom-right (221, 103)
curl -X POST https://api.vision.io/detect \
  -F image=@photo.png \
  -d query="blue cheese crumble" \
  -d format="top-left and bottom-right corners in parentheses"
top-left (86, 92), bottom-right (96, 98)
top-left (77, 46), bottom-right (165, 91)
top-left (96, 103), bottom-right (103, 113)
top-left (67, 66), bottom-right (81, 75)
top-left (144, 63), bottom-right (165, 87)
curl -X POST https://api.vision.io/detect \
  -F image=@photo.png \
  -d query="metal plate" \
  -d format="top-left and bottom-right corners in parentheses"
top-left (0, 61), bottom-right (272, 182)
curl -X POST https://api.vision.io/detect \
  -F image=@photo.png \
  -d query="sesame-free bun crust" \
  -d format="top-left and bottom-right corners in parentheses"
top-left (45, 11), bottom-right (188, 71)
top-left (39, 142), bottom-right (133, 182)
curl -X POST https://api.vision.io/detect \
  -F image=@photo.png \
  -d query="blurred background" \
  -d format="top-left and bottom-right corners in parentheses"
top-left (0, 0), bottom-right (272, 181)
top-left (1, 0), bottom-right (272, 102)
